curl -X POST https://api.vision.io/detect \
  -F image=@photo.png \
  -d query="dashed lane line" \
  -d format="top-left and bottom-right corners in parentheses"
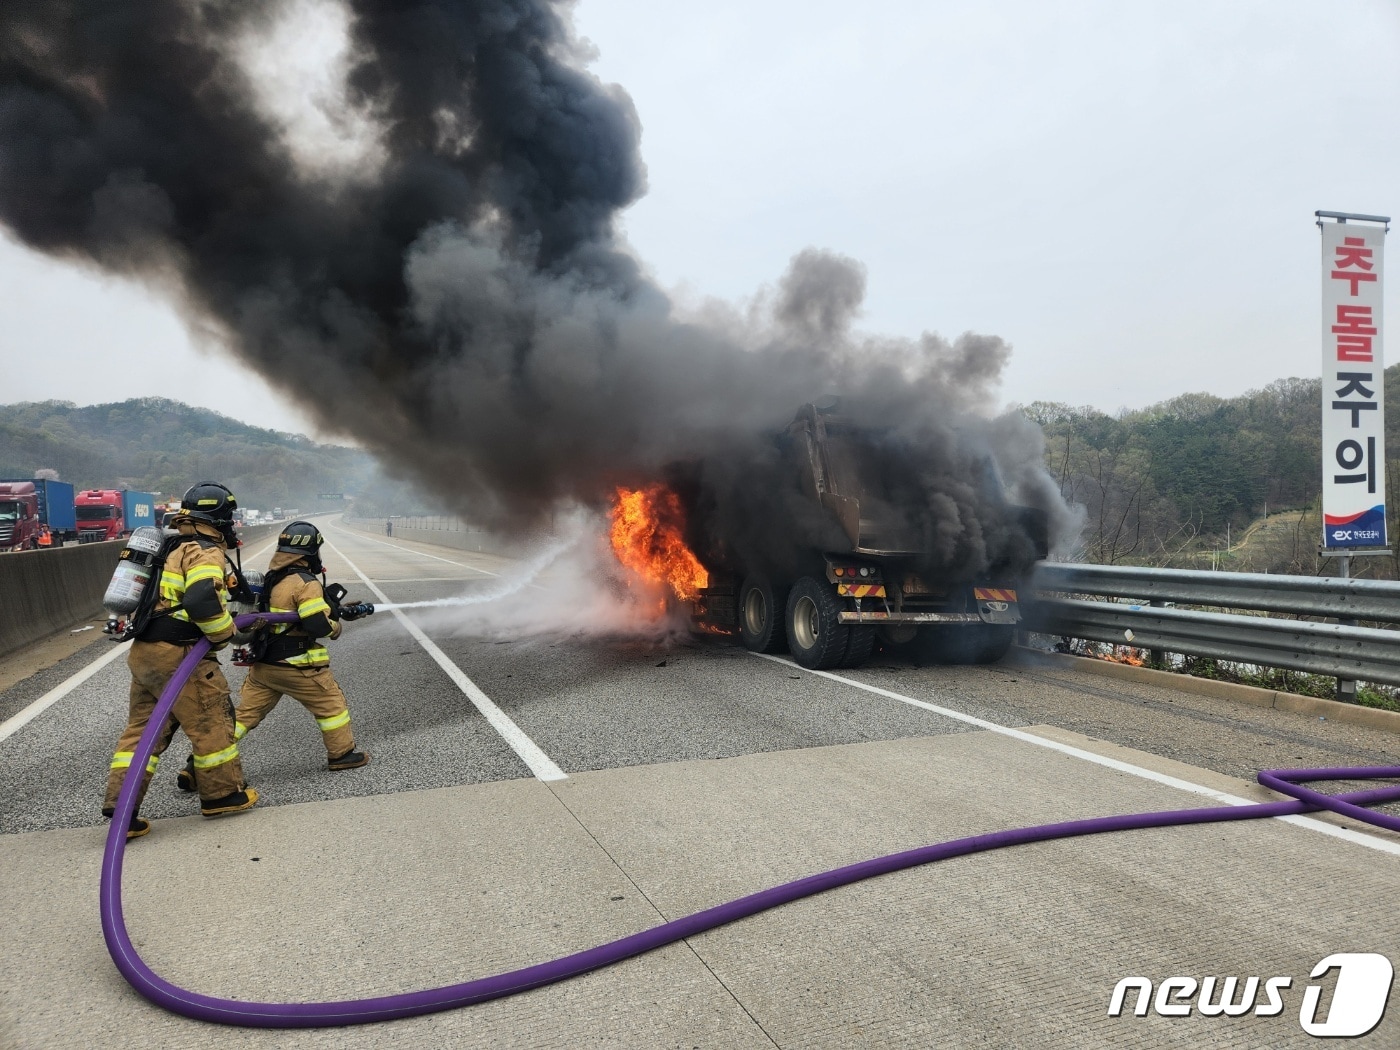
top-left (754, 653), bottom-right (1400, 858)
top-left (0, 640), bottom-right (131, 744)
top-left (365, 577), bottom-right (484, 584)
top-left (324, 538), bottom-right (567, 782)
top-left (323, 521), bottom-right (500, 576)
top-left (325, 519), bottom-right (558, 592)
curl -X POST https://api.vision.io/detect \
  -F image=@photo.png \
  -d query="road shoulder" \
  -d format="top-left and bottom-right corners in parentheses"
top-left (4, 730), bottom-right (1396, 1048)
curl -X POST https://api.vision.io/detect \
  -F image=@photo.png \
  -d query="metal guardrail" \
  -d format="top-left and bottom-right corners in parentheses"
top-left (1030, 562), bottom-right (1400, 621)
top-left (1024, 563), bottom-right (1400, 686)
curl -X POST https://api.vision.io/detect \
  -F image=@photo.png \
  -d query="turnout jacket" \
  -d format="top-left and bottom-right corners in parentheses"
top-left (259, 552), bottom-right (341, 667)
top-left (139, 523), bottom-right (237, 646)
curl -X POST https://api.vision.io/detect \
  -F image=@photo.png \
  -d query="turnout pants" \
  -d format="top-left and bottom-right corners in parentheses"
top-left (237, 663), bottom-right (356, 759)
top-left (103, 640), bottom-right (246, 811)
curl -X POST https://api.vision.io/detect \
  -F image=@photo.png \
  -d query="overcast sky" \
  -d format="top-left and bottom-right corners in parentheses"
top-left (2, 0), bottom-right (1397, 439)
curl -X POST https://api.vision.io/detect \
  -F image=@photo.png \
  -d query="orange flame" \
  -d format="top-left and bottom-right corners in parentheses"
top-left (609, 484), bottom-right (709, 601)
top-left (1098, 647), bottom-right (1145, 667)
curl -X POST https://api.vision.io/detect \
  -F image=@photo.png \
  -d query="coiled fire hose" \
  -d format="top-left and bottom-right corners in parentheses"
top-left (99, 612), bottom-right (1400, 1028)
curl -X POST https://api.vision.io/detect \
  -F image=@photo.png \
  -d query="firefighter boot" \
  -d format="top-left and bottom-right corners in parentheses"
top-left (328, 748), bottom-right (370, 771)
top-left (201, 787), bottom-right (260, 817)
top-left (175, 754), bottom-right (196, 792)
top-left (101, 807), bottom-right (152, 840)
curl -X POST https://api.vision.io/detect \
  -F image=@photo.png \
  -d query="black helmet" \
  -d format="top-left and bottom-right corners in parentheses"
top-left (277, 520), bottom-right (323, 555)
top-left (180, 481), bottom-right (238, 545)
top-left (276, 520), bottom-right (324, 571)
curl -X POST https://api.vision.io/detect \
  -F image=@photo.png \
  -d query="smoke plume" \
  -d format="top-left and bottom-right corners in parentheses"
top-left (0, 0), bottom-right (1076, 579)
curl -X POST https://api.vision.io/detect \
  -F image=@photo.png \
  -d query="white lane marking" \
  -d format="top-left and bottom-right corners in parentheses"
top-left (324, 522), bottom-right (499, 576)
top-left (0, 640), bottom-right (131, 744)
top-left (237, 537), bottom-right (279, 569)
top-left (326, 519), bottom-right (554, 592)
top-left (754, 654), bottom-right (1400, 857)
top-left (370, 577), bottom-right (485, 584)
top-left (0, 536), bottom-right (281, 747)
top-left (324, 538), bottom-right (567, 782)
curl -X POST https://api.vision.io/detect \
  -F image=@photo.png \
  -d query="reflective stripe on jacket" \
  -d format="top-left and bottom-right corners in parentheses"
top-left (153, 531), bottom-right (236, 643)
top-left (261, 553), bottom-right (340, 667)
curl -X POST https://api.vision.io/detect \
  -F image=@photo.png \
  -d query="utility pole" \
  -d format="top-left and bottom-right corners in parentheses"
top-left (1336, 553), bottom-right (1357, 704)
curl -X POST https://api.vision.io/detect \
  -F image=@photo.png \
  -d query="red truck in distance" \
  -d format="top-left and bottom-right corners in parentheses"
top-left (0, 479), bottom-right (78, 551)
top-left (74, 489), bottom-right (158, 543)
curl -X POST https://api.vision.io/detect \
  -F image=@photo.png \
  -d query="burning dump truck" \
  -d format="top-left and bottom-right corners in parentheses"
top-left (613, 400), bottom-right (1050, 670)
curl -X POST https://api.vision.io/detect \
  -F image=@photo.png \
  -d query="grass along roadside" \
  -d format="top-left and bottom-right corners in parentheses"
top-left (1051, 638), bottom-right (1400, 713)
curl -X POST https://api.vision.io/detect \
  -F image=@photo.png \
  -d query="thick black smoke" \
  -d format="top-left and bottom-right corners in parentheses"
top-left (0, 0), bottom-right (1076, 577)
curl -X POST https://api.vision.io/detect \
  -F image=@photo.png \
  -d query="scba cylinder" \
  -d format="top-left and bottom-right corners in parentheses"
top-left (102, 526), bottom-right (169, 614)
top-left (229, 570), bottom-right (264, 618)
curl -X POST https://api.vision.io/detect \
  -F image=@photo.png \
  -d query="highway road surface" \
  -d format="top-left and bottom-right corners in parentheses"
top-left (2, 517), bottom-right (1399, 1048)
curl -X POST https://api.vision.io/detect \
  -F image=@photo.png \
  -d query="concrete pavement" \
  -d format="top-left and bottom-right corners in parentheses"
top-left (5, 520), bottom-right (1400, 1047)
top-left (3, 726), bottom-right (1399, 1048)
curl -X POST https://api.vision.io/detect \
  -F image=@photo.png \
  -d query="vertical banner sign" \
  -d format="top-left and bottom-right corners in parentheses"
top-left (1321, 220), bottom-right (1386, 548)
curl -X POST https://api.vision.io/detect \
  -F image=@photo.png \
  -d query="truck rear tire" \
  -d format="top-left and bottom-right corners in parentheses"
top-left (786, 577), bottom-right (853, 670)
top-left (917, 624), bottom-right (1014, 665)
top-left (971, 625), bottom-right (1015, 663)
top-left (738, 574), bottom-right (787, 653)
top-left (839, 626), bottom-right (877, 668)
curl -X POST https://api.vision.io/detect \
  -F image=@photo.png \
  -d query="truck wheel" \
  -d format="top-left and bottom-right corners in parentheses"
top-left (974, 630), bottom-right (1019, 660)
top-left (785, 577), bottom-right (851, 670)
top-left (971, 625), bottom-right (1015, 663)
top-left (839, 626), bottom-right (876, 668)
top-left (917, 624), bottom-right (1013, 665)
top-left (738, 575), bottom-right (787, 653)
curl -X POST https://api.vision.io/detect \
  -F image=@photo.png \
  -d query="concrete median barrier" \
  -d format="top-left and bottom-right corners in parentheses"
top-left (0, 541), bottom-right (123, 659)
top-left (0, 522), bottom-right (283, 660)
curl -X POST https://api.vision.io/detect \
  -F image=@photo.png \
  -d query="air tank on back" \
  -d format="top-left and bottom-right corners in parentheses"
top-left (102, 526), bottom-right (170, 614)
top-left (228, 570), bottom-right (264, 618)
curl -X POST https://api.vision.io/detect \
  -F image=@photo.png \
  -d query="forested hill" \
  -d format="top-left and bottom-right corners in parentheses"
top-left (6, 368), bottom-right (1396, 574)
top-left (0, 398), bottom-right (376, 510)
top-left (1022, 362), bottom-right (1400, 573)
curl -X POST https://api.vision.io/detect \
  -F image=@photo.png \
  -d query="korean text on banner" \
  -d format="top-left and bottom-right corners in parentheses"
top-left (1321, 221), bottom-right (1387, 549)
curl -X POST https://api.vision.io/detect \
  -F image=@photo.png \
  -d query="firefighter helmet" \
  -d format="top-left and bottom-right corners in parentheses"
top-left (276, 520), bottom-right (325, 571)
top-left (276, 521), bottom-right (323, 555)
top-left (179, 481), bottom-right (238, 545)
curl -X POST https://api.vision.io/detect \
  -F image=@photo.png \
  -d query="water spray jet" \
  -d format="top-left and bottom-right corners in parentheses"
top-left (369, 598), bottom-right (486, 612)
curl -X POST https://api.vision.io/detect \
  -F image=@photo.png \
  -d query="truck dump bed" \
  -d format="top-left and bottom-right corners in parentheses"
top-left (787, 403), bottom-right (925, 557)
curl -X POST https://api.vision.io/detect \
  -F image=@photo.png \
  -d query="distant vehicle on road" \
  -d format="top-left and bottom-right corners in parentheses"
top-left (74, 489), bottom-right (157, 543)
top-left (0, 479), bottom-right (78, 551)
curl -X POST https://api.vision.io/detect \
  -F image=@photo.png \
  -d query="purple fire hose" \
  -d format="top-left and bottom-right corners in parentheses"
top-left (100, 613), bottom-right (1400, 1028)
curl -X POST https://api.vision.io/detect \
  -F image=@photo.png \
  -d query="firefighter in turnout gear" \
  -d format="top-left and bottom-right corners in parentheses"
top-left (101, 482), bottom-right (259, 839)
top-left (232, 521), bottom-right (370, 771)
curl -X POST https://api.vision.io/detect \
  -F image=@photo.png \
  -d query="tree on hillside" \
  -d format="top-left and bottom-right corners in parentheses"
top-left (0, 399), bottom-right (377, 509)
top-left (1028, 365), bottom-right (1400, 575)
